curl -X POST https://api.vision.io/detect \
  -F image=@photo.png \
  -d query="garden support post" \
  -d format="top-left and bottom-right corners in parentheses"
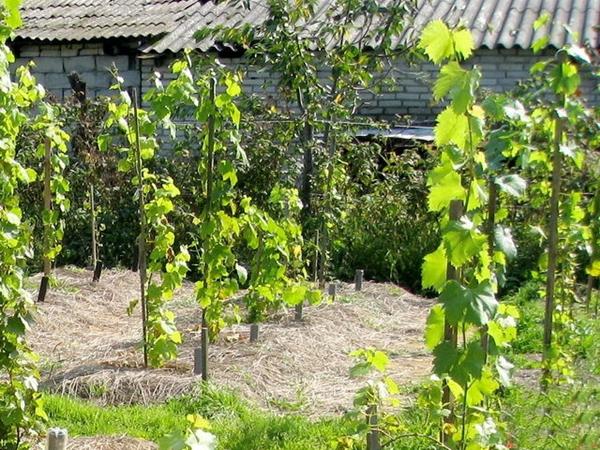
top-left (355, 269), bottom-right (364, 291)
top-left (193, 347), bottom-right (203, 375)
top-left (441, 199), bottom-right (463, 441)
top-left (542, 110), bottom-right (564, 391)
top-left (481, 179), bottom-right (498, 361)
top-left (201, 315), bottom-right (209, 382)
top-left (38, 138), bottom-right (52, 303)
top-left (366, 405), bottom-right (380, 450)
top-left (47, 428), bottom-right (68, 450)
top-left (90, 183), bottom-right (97, 269)
top-left (328, 282), bottom-right (337, 301)
top-left (132, 88), bottom-right (149, 368)
top-left (295, 303), bottom-right (303, 321)
top-left (90, 184), bottom-right (103, 282)
top-left (250, 323), bottom-right (259, 342)
top-left (585, 189), bottom-right (599, 312)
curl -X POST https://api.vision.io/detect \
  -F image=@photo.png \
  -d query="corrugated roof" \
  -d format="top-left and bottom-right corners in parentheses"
top-left (13, 0), bottom-right (600, 52)
top-left (411, 0), bottom-right (599, 50)
top-left (145, 0), bottom-right (599, 53)
top-left (16, 0), bottom-right (201, 42)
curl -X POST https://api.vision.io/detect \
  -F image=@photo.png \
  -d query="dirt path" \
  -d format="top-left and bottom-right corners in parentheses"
top-left (28, 267), bottom-right (433, 417)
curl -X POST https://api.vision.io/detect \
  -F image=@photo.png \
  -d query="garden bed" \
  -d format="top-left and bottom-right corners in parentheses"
top-left (28, 266), bottom-right (432, 417)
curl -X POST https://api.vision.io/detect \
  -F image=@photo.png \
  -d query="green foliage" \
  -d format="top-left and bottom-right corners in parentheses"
top-left (100, 76), bottom-right (189, 367)
top-left (417, 21), bottom-right (526, 449)
top-left (159, 414), bottom-right (216, 450)
top-left (145, 56), bottom-right (317, 343)
top-left (333, 147), bottom-right (439, 292)
top-left (0, 1), bottom-right (49, 446)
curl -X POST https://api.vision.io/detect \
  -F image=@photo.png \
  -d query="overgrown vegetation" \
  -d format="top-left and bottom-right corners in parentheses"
top-left (0, 0), bottom-right (598, 448)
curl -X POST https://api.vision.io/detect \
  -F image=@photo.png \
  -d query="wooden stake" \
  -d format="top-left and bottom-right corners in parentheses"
top-left (132, 88), bottom-right (149, 368)
top-left (90, 183), bottom-right (97, 269)
top-left (200, 314), bottom-right (209, 382)
top-left (585, 189), bottom-right (599, 312)
top-left (250, 323), bottom-right (259, 342)
top-left (38, 139), bottom-right (52, 303)
top-left (328, 282), bottom-right (337, 301)
top-left (92, 260), bottom-right (103, 282)
top-left (481, 179), bottom-right (498, 361)
top-left (295, 303), bottom-right (303, 321)
top-left (355, 269), bottom-right (364, 291)
top-left (366, 405), bottom-right (380, 450)
top-left (441, 199), bottom-right (463, 442)
top-left (199, 77), bottom-right (217, 383)
top-left (193, 347), bottom-right (203, 375)
top-left (542, 113), bottom-right (564, 391)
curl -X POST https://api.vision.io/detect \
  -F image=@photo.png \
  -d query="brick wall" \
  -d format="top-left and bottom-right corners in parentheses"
top-left (12, 42), bottom-right (141, 101)
top-left (146, 47), bottom-right (599, 123)
top-left (12, 43), bottom-right (599, 122)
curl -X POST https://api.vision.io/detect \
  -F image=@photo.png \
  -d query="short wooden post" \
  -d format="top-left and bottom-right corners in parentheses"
top-left (37, 276), bottom-right (49, 304)
top-left (295, 303), bottom-right (303, 321)
top-left (328, 282), bottom-right (337, 301)
top-left (92, 260), bottom-right (103, 282)
top-left (250, 323), bottom-right (259, 342)
top-left (193, 347), bottom-right (203, 375)
top-left (47, 428), bottom-right (68, 450)
top-left (366, 405), bottom-right (380, 450)
top-left (355, 269), bottom-right (364, 291)
top-left (201, 324), bottom-right (209, 381)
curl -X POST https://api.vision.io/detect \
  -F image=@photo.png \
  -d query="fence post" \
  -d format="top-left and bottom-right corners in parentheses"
top-left (355, 269), bottom-right (364, 291)
top-left (193, 347), bottom-right (203, 375)
top-left (328, 282), bottom-right (337, 301)
top-left (47, 428), bottom-right (68, 450)
top-left (250, 323), bottom-right (259, 342)
top-left (366, 405), bottom-right (380, 450)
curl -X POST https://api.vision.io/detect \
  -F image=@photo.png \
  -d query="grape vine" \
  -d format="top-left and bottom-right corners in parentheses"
top-left (100, 75), bottom-right (190, 368)
top-left (419, 20), bottom-right (523, 448)
top-left (0, 1), bottom-right (50, 446)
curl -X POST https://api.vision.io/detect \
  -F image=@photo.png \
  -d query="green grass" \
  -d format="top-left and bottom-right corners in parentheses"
top-left (502, 281), bottom-right (545, 355)
top-left (43, 383), bottom-right (440, 449)
top-left (43, 386), bottom-right (359, 450)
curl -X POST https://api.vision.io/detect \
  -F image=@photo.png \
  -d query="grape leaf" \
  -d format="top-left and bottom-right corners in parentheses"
top-left (419, 20), bottom-right (453, 64)
top-left (440, 280), bottom-right (498, 326)
top-left (494, 225), bottom-right (517, 259)
top-left (495, 174), bottom-right (526, 197)
top-left (435, 107), bottom-right (468, 149)
top-left (427, 162), bottom-right (466, 211)
top-left (425, 304), bottom-right (445, 349)
top-left (452, 28), bottom-right (475, 60)
top-left (443, 217), bottom-right (486, 267)
top-left (422, 245), bottom-right (448, 291)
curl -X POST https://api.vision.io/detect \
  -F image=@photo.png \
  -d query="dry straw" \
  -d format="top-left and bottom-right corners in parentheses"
top-left (28, 267), bottom-right (432, 418)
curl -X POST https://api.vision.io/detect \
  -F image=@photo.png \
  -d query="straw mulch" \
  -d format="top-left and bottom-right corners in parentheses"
top-left (31, 436), bottom-right (156, 450)
top-left (28, 267), bottom-right (432, 417)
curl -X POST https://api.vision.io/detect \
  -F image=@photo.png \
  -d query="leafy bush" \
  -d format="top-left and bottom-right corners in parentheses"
top-left (332, 145), bottom-right (439, 292)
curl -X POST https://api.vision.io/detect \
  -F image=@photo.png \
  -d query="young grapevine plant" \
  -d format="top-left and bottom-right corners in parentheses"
top-left (0, 0), bottom-right (54, 446)
top-left (521, 21), bottom-right (597, 387)
top-left (145, 56), bottom-right (319, 379)
top-left (100, 76), bottom-right (190, 368)
top-left (419, 20), bottom-right (522, 448)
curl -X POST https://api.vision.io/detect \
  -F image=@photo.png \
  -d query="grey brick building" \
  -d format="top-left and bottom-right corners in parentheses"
top-left (10, 0), bottom-right (600, 123)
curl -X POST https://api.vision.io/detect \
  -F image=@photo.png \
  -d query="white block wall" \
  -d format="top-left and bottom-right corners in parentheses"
top-left (12, 42), bottom-right (141, 101)
top-left (12, 43), bottom-right (600, 122)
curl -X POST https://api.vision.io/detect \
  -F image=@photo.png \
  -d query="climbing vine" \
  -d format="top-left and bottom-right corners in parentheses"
top-left (518, 20), bottom-right (598, 387)
top-left (419, 20), bottom-right (522, 448)
top-left (100, 75), bottom-right (189, 368)
top-left (145, 55), bottom-right (318, 379)
top-left (0, 0), bottom-right (50, 446)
